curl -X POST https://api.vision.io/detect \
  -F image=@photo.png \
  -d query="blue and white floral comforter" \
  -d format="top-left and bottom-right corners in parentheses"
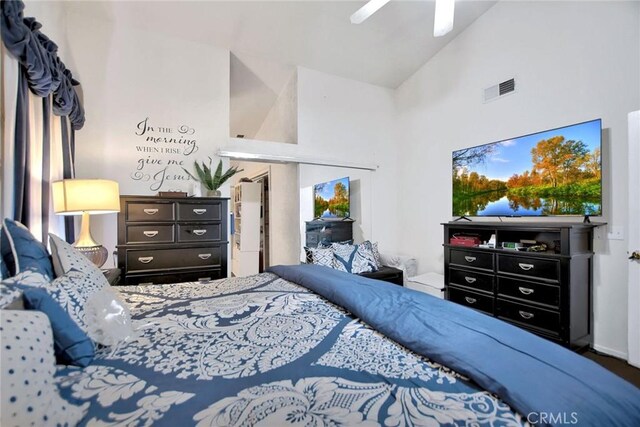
top-left (55, 273), bottom-right (525, 426)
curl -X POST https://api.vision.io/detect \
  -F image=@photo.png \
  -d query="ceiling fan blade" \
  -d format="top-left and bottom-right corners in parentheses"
top-left (350, 0), bottom-right (391, 24)
top-left (434, 0), bottom-right (456, 37)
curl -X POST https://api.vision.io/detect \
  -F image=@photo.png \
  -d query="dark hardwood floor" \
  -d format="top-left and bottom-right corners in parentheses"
top-left (584, 350), bottom-right (640, 388)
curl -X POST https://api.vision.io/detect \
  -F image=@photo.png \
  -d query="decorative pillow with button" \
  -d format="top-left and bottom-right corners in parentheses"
top-left (0, 269), bottom-right (50, 309)
top-left (0, 310), bottom-right (85, 427)
top-left (2, 218), bottom-right (54, 279)
top-left (332, 242), bottom-right (377, 274)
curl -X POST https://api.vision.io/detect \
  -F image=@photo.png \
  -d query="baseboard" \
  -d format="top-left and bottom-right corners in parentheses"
top-left (592, 344), bottom-right (628, 360)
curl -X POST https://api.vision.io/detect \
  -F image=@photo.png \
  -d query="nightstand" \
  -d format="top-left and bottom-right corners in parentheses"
top-left (102, 268), bottom-right (121, 286)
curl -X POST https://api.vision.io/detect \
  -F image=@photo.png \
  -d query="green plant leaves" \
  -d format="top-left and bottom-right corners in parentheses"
top-left (183, 158), bottom-right (243, 191)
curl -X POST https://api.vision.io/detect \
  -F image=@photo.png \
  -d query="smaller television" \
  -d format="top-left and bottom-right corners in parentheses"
top-left (314, 177), bottom-right (350, 219)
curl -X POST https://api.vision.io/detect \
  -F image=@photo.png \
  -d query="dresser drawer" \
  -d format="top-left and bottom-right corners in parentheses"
top-left (497, 254), bottom-right (559, 282)
top-left (449, 268), bottom-right (494, 293)
top-left (450, 249), bottom-right (493, 271)
top-left (448, 286), bottom-right (494, 315)
top-left (177, 202), bottom-right (222, 221)
top-left (178, 224), bottom-right (222, 242)
top-left (497, 277), bottom-right (560, 308)
top-left (126, 246), bottom-right (222, 272)
top-left (126, 225), bottom-right (175, 244)
top-left (497, 299), bottom-right (560, 334)
top-left (126, 202), bottom-right (175, 222)
top-left (124, 268), bottom-right (224, 285)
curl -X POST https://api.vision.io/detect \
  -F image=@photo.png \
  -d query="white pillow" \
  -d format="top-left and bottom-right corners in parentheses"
top-left (0, 310), bottom-right (85, 426)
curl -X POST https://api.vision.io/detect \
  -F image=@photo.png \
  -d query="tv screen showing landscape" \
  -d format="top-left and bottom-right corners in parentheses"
top-left (452, 119), bottom-right (602, 217)
top-left (314, 177), bottom-right (350, 219)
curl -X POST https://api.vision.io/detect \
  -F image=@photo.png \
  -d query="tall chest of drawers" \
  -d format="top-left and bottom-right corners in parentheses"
top-left (443, 222), bottom-right (598, 350)
top-left (117, 195), bottom-right (229, 285)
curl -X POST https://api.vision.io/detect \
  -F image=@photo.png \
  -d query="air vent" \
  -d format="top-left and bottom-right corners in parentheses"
top-left (484, 78), bottom-right (516, 103)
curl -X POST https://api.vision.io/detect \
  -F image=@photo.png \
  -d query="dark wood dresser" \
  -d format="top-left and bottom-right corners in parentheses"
top-left (305, 220), bottom-right (354, 247)
top-left (117, 195), bottom-right (228, 285)
top-left (443, 222), bottom-right (598, 350)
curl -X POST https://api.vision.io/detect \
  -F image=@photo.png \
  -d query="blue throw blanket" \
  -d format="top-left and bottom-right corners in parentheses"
top-left (268, 264), bottom-right (640, 426)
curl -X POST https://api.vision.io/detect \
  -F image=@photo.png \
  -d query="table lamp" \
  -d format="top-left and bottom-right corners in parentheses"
top-left (52, 179), bottom-right (120, 267)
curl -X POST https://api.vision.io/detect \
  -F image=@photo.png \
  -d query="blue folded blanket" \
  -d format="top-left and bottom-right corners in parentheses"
top-left (268, 264), bottom-right (640, 426)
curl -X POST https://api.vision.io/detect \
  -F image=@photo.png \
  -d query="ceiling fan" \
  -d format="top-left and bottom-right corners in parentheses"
top-left (350, 0), bottom-right (456, 37)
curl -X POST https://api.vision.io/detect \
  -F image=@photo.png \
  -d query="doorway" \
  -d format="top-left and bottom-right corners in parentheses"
top-left (252, 171), bottom-right (270, 272)
top-left (628, 111), bottom-right (640, 368)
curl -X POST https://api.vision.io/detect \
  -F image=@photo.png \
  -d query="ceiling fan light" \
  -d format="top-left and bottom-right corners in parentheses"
top-left (434, 0), bottom-right (455, 37)
top-left (350, 0), bottom-right (391, 24)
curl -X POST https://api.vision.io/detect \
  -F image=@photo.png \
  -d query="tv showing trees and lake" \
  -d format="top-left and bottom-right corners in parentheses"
top-left (452, 119), bottom-right (602, 217)
top-left (314, 177), bottom-right (350, 219)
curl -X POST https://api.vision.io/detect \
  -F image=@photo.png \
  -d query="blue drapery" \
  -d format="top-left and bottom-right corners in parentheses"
top-left (1, 0), bottom-right (84, 242)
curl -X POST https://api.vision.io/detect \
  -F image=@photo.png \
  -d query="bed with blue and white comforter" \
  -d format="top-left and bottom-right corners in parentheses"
top-left (54, 265), bottom-right (640, 426)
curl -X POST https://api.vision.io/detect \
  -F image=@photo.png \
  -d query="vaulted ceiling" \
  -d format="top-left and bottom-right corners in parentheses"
top-left (66, 0), bottom-right (496, 88)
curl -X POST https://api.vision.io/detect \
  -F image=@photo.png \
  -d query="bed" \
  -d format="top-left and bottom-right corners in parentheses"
top-left (51, 264), bottom-right (640, 427)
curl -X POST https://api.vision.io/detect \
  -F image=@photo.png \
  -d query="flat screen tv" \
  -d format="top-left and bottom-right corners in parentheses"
top-left (314, 177), bottom-right (350, 219)
top-left (452, 119), bottom-right (602, 217)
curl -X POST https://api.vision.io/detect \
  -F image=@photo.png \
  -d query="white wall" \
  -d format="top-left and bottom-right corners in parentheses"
top-left (395, 1), bottom-right (640, 356)
top-left (297, 68), bottom-right (400, 256)
top-left (254, 73), bottom-right (298, 144)
top-left (64, 9), bottom-right (231, 264)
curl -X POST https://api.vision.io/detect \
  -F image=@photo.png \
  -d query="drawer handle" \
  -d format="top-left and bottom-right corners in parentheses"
top-left (192, 229), bottom-right (207, 236)
top-left (198, 253), bottom-right (212, 260)
top-left (464, 276), bottom-right (477, 284)
top-left (198, 277), bottom-right (211, 282)
top-left (518, 287), bottom-right (535, 295)
top-left (193, 208), bottom-right (207, 215)
top-left (464, 296), bottom-right (477, 304)
top-left (137, 256), bottom-right (154, 264)
top-left (143, 208), bottom-right (158, 215)
top-left (139, 282), bottom-right (154, 286)
top-left (518, 263), bottom-right (534, 271)
top-left (519, 310), bottom-right (535, 320)
top-left (143, 231), bottom-right (159, 238)
top-left (464, 256), bottom-right (477, 263)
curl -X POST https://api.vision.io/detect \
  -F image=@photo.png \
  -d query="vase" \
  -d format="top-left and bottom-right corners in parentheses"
top-left (206, 189), bottom-right (221, 197)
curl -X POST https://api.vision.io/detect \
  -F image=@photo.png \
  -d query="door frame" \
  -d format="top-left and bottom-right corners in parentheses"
top-left (628, 111), bottom-right (640, 368)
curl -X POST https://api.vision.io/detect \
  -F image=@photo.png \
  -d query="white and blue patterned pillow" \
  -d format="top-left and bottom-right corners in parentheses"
top-left (49, 233), bottom-right (109, 290)
top-left (307, 247), bottom-right (335, 268)
top-left (367, 241), bottom-right (383, 269)
top-left (331, 243), bottom-right (377, 274)
top-left (0, 310), bottom-right (85, 426)
top-left (0, 269), bottom-right (50, 309)
top-left (48, 234), bottom-right (134, 346)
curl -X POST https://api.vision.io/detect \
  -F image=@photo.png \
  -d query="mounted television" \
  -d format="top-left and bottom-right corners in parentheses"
top-left (314, 177), bottom-right (350, 219)
top-left (452, 119), bottom-right (602, 217)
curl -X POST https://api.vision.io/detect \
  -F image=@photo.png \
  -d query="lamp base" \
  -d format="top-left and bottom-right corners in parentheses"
top-left (75, 245), bottom-right (109, 268)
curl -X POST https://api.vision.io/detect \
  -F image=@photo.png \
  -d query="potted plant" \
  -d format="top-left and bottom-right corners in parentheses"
top-left (183, 157), bottom-right (243, 197)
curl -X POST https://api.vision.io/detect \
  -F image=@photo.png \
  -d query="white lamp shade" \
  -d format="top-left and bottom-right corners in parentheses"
top-left (52, 179), bottom-right (120, 215)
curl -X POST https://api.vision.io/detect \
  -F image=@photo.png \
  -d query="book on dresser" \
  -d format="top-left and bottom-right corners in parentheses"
top-left (442, 221), bottom-right (600, 350)
top-left (117, 195), bottom-right (229, 285)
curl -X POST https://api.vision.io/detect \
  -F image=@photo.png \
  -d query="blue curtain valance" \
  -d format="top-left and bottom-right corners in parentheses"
top-left (1, 0), bottom-right (84, 130)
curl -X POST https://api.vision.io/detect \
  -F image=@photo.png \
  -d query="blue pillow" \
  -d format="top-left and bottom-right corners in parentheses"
top-left (0, 255), bottom-right (9, 279)
top-left (22, 287), bottom-right (95, 367)
top-left (2, 218), bottom-right (54, 279)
